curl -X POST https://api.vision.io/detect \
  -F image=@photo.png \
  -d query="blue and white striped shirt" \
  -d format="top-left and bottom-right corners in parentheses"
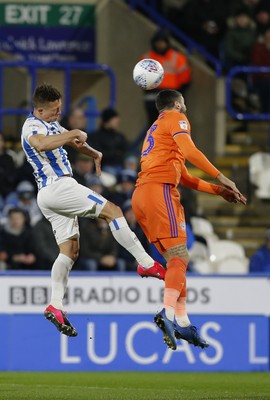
top-left (21, 113), bottom-right (72, 190)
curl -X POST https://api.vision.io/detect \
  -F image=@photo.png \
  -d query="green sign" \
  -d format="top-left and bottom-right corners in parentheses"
top-left (0, 3), bottom-right (95, 27)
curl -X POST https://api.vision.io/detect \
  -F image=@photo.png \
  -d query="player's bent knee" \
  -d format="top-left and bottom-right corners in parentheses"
top-left (73, 249), bottom-right (79, 262)
top-left (99, 201), bottom-right (123, 222)
top-left (59, 238), bottom-right (79, 263)
top-left (165, 244), bottom-right (190, 264)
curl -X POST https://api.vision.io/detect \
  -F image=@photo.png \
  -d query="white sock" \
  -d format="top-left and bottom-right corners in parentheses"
top-left (176, 315), bottom-right (191, 327)
top-left (50, 253), bottom-right (74, 310)
top-left (165, 307), bottom-right (175, 322)
top-left (109, 217), bottom-right (154, 268)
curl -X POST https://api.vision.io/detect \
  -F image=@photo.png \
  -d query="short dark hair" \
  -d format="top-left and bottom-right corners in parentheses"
top-left (32, 83), bottom-right (62, 108)
top-left (155, 89), bottom-right (182, 111)
top-left (101, 108), bottom-right (119, 123)
top-left (7, 207), bottom-right (26, 218)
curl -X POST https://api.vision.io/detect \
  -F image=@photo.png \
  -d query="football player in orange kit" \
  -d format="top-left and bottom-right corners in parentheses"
top-left (132, 89), bottom-right (247, 350)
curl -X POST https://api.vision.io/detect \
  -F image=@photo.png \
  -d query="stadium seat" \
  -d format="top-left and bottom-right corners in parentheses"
top-left (189, 241), bottom-right (214, 274)
top-left (249, 152), bottom-right (270, 186)
top-left (255, 169), bottom-right (270, 199)
top-left (248, 152), bottom-right (270, 199)
top-left (190, 216), bottom-right (219, 244)
top-left (208, 240), bottom-right (249, 274)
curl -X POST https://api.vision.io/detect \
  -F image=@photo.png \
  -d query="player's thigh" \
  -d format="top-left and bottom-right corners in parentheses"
top-left (133, 183), bottom-right (186, 243)
top-left (37, 177), bottom-right (107, 219)
top-left (132, 185), bottom-right (151, 240)
top-left (40, 207), bottom-right (80, 245)
top-left (132, 183), bottom-right (171, 241)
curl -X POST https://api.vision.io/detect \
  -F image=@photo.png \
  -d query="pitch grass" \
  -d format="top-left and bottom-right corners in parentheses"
top-left (0, 372), bottom-right (270, 400)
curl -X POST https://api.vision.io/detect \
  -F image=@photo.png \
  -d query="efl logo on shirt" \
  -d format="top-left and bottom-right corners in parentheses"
top-left (180, 221), bottom-right (186, 230)
top-left (179, 120), bottom-right (188, 130)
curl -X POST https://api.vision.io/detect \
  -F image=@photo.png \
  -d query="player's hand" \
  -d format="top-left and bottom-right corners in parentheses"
top-left (94, 151), bottom-right (102, 176)
top-left (216, 173), bottom-right (243, 197)
top-left (75, 130), bottom-right (87, 143)
top-left (219, 187), bottom-right (247, 205)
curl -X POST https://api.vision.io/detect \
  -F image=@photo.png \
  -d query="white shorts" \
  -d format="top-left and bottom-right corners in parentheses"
top-left (37, 177), bottom-right (107, 245)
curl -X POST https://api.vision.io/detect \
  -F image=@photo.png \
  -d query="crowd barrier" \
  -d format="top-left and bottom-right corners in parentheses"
top-left (0, 272), bottom-right (269, 372)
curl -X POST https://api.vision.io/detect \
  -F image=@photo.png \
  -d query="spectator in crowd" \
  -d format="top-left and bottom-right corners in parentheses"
top-left (74, 175), bottom-right (127, 271)
top-left (0, 133), bottom-right (17, 202)
top-left (124, 154), bottom-right (139, 173)
top-left (61, 107), bottom-right (87, 132)
top-left (229, 0), bottom-right (263, 19)
top-left (86, 175), bottom-right (104, 195)
top-left (0, 208), bottom-right (37, 270)
top-left (254, 2), bottom-right (270, 36)
top-left (177, 0), bottom-right (230, 58)
top-left (141, 29), bottom-right (192, 124)
top-left (3, 180), bottom-right (42, 226)
top-left (89, 108), bottom-right (128, 176)
top-left (61, 107), bottom-right (88, 165)
top-left (249, 228), bottom-right (270, 272)
top-left (32, 215), bottom-right (59, 269)
top-left (251, 27), bottom-right (270, 113)
top-left (113, 169), bottom-right (137, 208)
top-left (223, 9), bottom-right (257, 72)
top-left (72, 153), bottom-right (96, 187)
top-left (117, 199), bottom-right (151, 271)
top-left (162, 0), bottom-right (190, 27)
top-left (16, 151), bottom-right (37, 188)
top-left (73, 153), bottom-right (117, 194)
top-left (75, 217), bottom-right (120, 271)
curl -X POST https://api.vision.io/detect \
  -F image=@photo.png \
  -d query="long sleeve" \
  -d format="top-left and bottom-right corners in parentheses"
top-left (174, 133), bottom-right (220, 178)
top-left (180, 164), bottom-right (221, 195)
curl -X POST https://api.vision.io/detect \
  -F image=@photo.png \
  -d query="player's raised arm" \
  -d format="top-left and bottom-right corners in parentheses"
top-left (29, 129), bottom-right (87, 152)
top-left (67, 137), bottom-right (103, 177)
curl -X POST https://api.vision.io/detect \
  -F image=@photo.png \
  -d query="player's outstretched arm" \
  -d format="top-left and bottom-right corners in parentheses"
top-left (175, 135), bottom-right (246, 202)
top-left (180, 165), bottom-right (247, 204)
top-left (181, 166), bottom-right (221, 194)
top-left (174, 134), bottom-right (220, 178)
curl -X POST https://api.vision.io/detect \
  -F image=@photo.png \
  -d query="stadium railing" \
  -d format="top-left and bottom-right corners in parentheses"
top-left (126, 2), bottom-right (270, 123)
top-left (0, 61), bottom-right (117, 131)
top-left (226, 66), bottom-right (270, 121)
top-left (125, 0), bottom-right (222, 77)
top-left (226, 66), bottom-right (270, 150)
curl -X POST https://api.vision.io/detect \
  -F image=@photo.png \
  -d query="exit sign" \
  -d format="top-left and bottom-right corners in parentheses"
top-left (0, 3), bottom-right (95, 27)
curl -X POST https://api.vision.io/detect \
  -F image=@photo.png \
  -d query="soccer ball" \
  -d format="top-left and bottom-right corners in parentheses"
top-left (133, 59), bottom-right (164, 90)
